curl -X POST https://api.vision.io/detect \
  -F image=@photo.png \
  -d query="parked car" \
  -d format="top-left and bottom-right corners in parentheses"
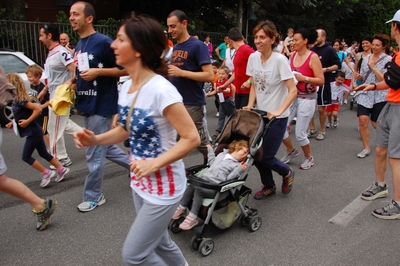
top-left (0, 49), bottom-right (39, 125)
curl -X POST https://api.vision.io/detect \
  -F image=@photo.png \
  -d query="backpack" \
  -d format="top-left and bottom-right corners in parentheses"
top-left (384, 54), bottom-right (400, 90)
top-left (0, 66), bottom-right (16, 108)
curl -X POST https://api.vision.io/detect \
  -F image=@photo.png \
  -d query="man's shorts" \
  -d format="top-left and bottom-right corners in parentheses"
top-left (317, 85), bottom-right (332, 106)
top-left (326, 103), bottom-right (340, 113)
top-left (184, 105), bottom-right (209, 155)
top-left (357, 101), bottom-right (386, 122)
top-left (376, 102), bottom-right (400, 158)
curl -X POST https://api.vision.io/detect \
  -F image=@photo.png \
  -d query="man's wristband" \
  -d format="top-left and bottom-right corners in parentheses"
top-left (326, 67), bottom-right (330, 72)
top-left (371, 83), bottom-right (377, 90)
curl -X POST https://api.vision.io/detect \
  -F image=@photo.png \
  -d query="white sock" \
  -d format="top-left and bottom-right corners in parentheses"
top-left (377, 182), bottom-right (386, 187)
top-left (188, 212), bottom-right (197, 219)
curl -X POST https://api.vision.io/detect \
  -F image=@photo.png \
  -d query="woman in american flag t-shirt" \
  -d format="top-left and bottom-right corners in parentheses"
top-left (73, 14), bottom-right (199, 266)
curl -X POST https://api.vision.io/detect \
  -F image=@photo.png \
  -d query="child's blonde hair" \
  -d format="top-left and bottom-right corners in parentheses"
top-left (228, 140), bottom-right (249, 154)
top-left (25, 64), bottom-right (43, 77)
top-left (218, 66), bottom-right (230, 76)
top-left (6, 73), bottom-right (32, 102)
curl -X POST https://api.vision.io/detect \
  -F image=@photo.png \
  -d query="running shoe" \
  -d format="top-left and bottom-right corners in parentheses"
top-left (282, 168), bottom-right (294, 194)
top-left (50, 157), bottom-right (72, 170)
top-left (299, 156), bottom-right (314, 170)
top-left (357, 149), bottom-right (370, 158)
top-left (372, 200), bottom-right (400, 220)
top-left (281, 149), bottom-right (300, 164)
top-left (55, 167), bottom-right (70, 183)
top-left (361, 182), bottom-right (388, 201)
top-left (254, 185), bottom-right (276, 200)
top-left (333, 120), bottom-right (338, 128)
top-left (34, 199), bottom-right (58, 231)
top-left (307, 129), bottom-right (317, 138)
top-left (77, 193), bottom-right (106, 212)
top-left (326, 122), bottom-right (331, 128)
top-left (40, 171), bottom-right (56, 188)
top-left (316, 131), bottom-right (325, 140)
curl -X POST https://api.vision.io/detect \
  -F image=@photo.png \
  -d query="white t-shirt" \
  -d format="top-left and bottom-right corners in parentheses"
top-left (225, 48), bottom-right (236, 74)
top-left (246, 51), bottom-right (294, 118)
top-left (44, 44), bottom-right (74, 99)
top-left (118, 75), bottom-right (186, 205)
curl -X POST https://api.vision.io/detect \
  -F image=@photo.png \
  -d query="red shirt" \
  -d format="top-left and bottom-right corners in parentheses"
top-left (216, 79), bottom-right (233, 98)
top-left (290, 51), bottom-right (317, 95)
top-left (233, 44), bottom-right (254, 95)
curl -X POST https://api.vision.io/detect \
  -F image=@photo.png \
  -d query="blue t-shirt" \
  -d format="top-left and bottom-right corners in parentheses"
top-left (74, 32), bottom-right (119, 116)
top-left (12, 100), bottom-right (42, 138)
top-left (311, 43), bottom-right (341, 85)
top-left (170, 36), bottom-right (211, 106)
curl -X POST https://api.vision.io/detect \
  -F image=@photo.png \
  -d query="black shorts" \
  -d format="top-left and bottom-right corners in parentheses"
top-left (357, 101), bottom-right (387, 122)
top-left (317, 85), bottom-right (332, 106)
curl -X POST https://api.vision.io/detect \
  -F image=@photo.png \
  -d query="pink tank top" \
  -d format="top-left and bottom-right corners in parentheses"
top-left (290, 51), bottom-right (317, 95)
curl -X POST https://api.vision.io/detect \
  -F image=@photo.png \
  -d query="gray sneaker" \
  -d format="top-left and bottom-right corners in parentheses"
top-left (333, 120), bottom-right (338, 128)
top-left (40, 171), bottom-right (56, 188)
top-left (307, 129), bottom-right (317, 138)
top-left (361, 182), bottom-right (388, 201)
top-left (34, 199), bottom-right (58, 231)
top-left (372, 200), bottom-right (400, 220)
top-left (316, 131), bottom-right (325, 140)
top-left (281, 149), bottom-right (300, 163)
top-left (77, 193), bottom-right (106, 212)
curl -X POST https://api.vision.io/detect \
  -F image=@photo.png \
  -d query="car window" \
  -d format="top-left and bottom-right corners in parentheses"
top-left (0, 54), bottom-right (30, 74)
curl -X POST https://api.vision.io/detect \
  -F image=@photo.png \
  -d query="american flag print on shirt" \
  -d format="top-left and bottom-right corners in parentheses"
top-left (119, 105), bottom-right (176, 197)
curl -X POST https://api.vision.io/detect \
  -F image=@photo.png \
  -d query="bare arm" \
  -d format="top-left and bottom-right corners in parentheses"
top-left (80, 67), bottom-right (128, 81)
top-left (168, 64), bottom-right (213, 83)
top-left (295, 53), bottom-right (324, 86)
top-left (243, 77), bottom-right (256, 110)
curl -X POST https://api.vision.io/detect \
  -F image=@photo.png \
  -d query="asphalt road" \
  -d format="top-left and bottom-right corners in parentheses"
top-left (0, 97), bottom-right (399, 266)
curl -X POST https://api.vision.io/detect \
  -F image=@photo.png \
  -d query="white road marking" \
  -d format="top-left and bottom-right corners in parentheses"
top-left (329, 197), bottom-right (371, 227)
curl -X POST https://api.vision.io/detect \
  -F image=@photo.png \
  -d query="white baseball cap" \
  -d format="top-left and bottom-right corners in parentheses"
top-left (386, 10), bottom-right (400, 23)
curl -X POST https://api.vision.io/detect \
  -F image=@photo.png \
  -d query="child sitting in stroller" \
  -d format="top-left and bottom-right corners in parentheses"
top-left (172, 140), bottom-right (249, 230)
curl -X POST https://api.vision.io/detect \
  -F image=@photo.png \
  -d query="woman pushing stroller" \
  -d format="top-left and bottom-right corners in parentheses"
top-left (173, 140), bottom-right (249, 230)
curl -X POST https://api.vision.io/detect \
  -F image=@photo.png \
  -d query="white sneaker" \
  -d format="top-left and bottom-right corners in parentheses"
top-left (77, 193), bottom-right (106, 212)
top-left (216, 112), bottom-right (219, 117)
top-left (357, 149), bottom-right (370, 158)
top-left (326, 122), bottom-right (331, 128)
top-left (316, 131), bottom-right (325, 140)
top-left (299, 156), bottom-right (314, 170)
top-left (344, 99), bottom-right (348, 104)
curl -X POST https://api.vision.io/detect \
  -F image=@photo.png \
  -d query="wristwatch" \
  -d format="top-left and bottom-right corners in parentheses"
top-left (305, 77), bottom-right (309, 83)
top-left (326, 67), bottom-right (330, 72)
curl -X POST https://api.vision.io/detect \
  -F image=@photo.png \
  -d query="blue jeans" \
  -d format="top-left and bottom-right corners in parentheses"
top-left (254, 117), bottom-right (290, 188)
top-left (82, 115), bottom-right (130, 201)
top-left (216, 97), bottom-right (236, 132)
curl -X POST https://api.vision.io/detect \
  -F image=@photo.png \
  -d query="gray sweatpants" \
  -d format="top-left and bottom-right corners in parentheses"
top-left (122, 191), bottom-right (187, 266)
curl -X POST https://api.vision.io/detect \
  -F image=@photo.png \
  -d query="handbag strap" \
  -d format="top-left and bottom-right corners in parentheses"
top-left (126, 73), bottom-right (156, 135)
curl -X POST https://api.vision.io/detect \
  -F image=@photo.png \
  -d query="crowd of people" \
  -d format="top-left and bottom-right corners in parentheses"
top-left (1, 2), bottom-right (400, 264)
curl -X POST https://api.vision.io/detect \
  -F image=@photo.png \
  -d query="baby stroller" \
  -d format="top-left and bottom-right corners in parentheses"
top-left (169, 109), bottom-right (273, 256)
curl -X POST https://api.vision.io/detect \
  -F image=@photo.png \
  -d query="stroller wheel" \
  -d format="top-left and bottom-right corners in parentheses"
top-left (169, 218), bottom-right (183, 234)
top-left (199, 238), bottom-right (214, 257)
top-left (249, 216), bottom-right (262, 232)
top-left (191, 235), bottom-right (202, 251)
top-left (240, 215), bottom-right (250, 227)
